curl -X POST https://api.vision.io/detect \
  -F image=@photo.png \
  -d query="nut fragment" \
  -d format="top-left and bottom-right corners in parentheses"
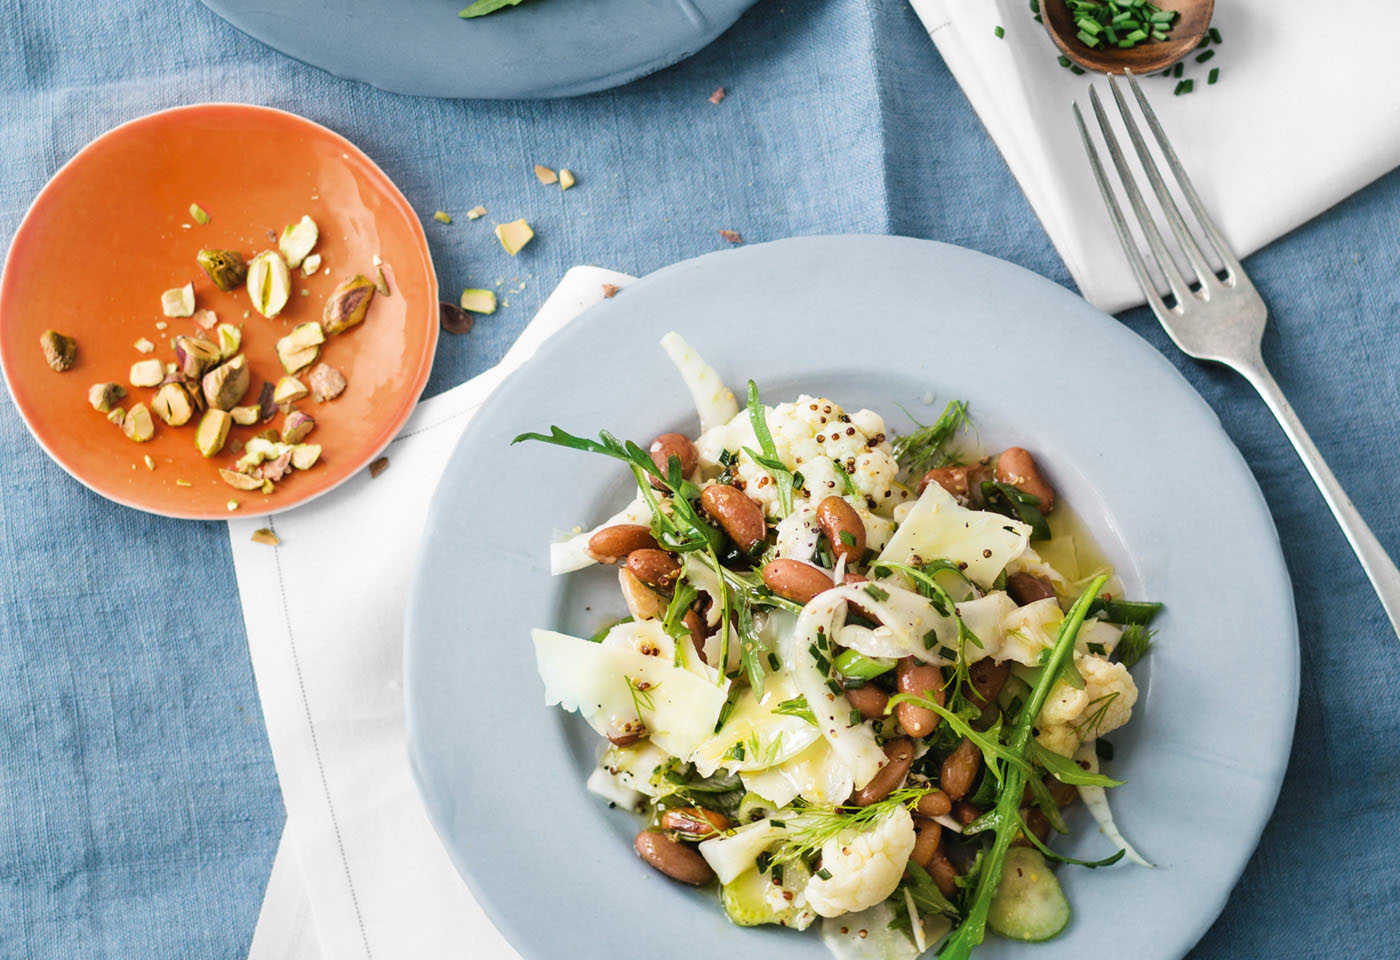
top-left (202, 354), bottom-right (251, 411)
top-left (192, 309), bottom-right (218, 331)
top-left (196, 409), bottom-right (232, 457)
top-left (39, 330), bottom-right (77, 371)
top-left (216, 323), bottom-right (242, 359)
top-left (189, 203), bottom-right (210, 224)
top-left (246, 250), bottom-right (291, 319)
top-left (307, 363), bottom-right (346, 402)
top-left (559, 169), bottom-right (576, 190)
top-left (433, 210), bottom-right (452, 224)
top-left (281, 410), bottom-right (315, 444)
top-left (106, 408), bottom-right (125, 426)
top-left (459, 288), bottom-right (497, 314)
top-left (129, 359), bottom-right (165, 387)
top-left (718, 229), bottom-right (743, 244)
top-left (494, 219), bottom-right (534, 256)
top-left (251, 528), bottom-right (280, 546)
top-left (122, 403), bottom-right (154, 442)
top-left (152, 381), bottom-right (197, 426)
top-left (708, 86), bottom-right (726, 104)
top-left (220, 468), bottom-right (263, 491)
top-left (301, 253), bottom-right (322, 277)
top-left (87, 382), bottom-right (126, 412)
top-left (134, 337), bottom-right (155, 354)
top-left (271, 376), bottom-right (307, 405)
top-left (290, 443), bottom-right (321, 470)
top-left (439, 302), bottom-right (474, 335)
top-left (374, 266), bottom-right (390, 296)
top-left (369, 456), bottom-right (389, 478)
top-left (174, 335), bottom-right (222, 379)
top-left (161, 283), bottom-right (195, 317)
top-left (466, 206), bottom-right (486, 220)
top-left (322, 274), bottom-right (375, 335)
top-left (257, 381), bottom-right (278, 421)
top-left (278, 215), bottom-right (319, 269)
top-left (601, 284), bottom-right (620, 298)
top-left (276, 322), bottom-right (325, 373)
top-left (196, 249), bottom-right (248, 291)
top-left (533, 164), bottom-right (558, 184)
top-left (230, 405), bottom-right (260, 426)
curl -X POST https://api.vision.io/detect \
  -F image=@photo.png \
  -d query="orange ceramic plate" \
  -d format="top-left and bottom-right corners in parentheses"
top-left (0, 104), bottom-right (438, 519)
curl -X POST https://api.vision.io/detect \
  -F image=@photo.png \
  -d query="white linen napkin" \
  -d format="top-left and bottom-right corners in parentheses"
top-left (232, 265), bottom-right (635, 960)
top-left (911, 0), bottom-right (1400, 311)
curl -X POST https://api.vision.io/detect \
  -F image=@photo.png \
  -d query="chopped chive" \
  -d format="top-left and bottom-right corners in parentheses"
top-left (994, 24), bottom-right (1005, 38)
top-left (1195, 49), bottom-right (1215, 63)
top-left (1173, 79), bottom-right (1193, 95)
top-left (1077, 17), bottom-right (1102, 34)
top-left (1070, 65), bottom-right (1085, 74)
top-left (1125, 29), bottom-right (1147, 42)
top-left (1029, 0), bottom-right (1039, 11)
top-left (1077, 30), bottom-right (1101, 47)
top-left (1173, 62), bottom-right (1184, 77)
top-left (1210, 26), bottom-right (1223, 43)
top-left (1058, 55), bottom-right (1072, 67)
top-left (1208, 67), bottom-right (1219, 84)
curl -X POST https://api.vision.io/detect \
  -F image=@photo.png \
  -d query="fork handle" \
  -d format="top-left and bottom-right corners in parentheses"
top-left (1240, 359), bottom-right (1400, 638)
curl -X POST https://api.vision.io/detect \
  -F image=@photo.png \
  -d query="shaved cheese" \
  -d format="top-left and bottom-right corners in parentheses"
top-left (549, 492), bottom-right (652, 574)
top-left (1074, 740), bottom-right (1153, 867)
top-left (586, 765), bottom-right (642, 809)
top-left (532, 629), bottom-right (729, 759)
top-left (742, 737), bottom-right (857, 808)
top-left (690, 672), bottom-right (821, 776)
top-left (699, 818), bottom-right (793, 885)
top-left (659, 331), bottom-right (739, 433)
top-left (781, 595), bottom-right (887, 790)
top-left (876, 482), bottom-right (1030, 588)
top-left (819, 902), bottom-right (921, 960)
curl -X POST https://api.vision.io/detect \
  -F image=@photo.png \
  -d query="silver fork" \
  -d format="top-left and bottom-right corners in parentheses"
top-left (1074, 69), bottom-right (1400, 639)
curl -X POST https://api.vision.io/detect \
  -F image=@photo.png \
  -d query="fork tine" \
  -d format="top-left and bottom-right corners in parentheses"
top-left (1072, 101), bottom-right (1170, 319)
top-left (1107, 72), bottom-right (1217, 291)
top-left (1087, 86), bottom-right (1193, 308)
top-left (1123, 69), bottom-right (1245, 279)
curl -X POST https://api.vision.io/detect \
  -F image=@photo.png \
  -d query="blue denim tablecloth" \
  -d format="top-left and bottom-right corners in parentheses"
top-left (2, 0), bottom-right (1397, 956)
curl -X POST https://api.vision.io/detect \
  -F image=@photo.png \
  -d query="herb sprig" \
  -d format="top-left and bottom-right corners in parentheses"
top-left (892, 399), bottom-right (969, 475)
top-left (743, 380), bottom-right (797, 517)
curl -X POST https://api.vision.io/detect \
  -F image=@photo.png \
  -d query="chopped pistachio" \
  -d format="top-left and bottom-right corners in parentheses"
top-left (155, 321), bottom-right (168, 331)
top-left (708, 86), bottom-right (726, 104)
top-left (433, 210), bottom-right (452, 224)
top-left (39, 330), bottom-right (77, 371)
top-left (216, 323), bottom-right (242, 359)
top-left (227, 499), bottom-right (240, 512)
top-left (192, 308), bottom-right (218, 330)
top-left (323, 275), bottom-right (375, 334)
top-left (494, 219), bottom-right (534, 256)
top-left (106, 408), bottom-right (125, 426)
top-left (246, 250), bottom-right (291, 318)
top-left (219, 468), bottom-right (261, 491)
top-left (251, 528), bottom-right (280, 546)
top-left (174, 335), bottom-right (222, 379)
top-left (129, 359), bottom-right (165, 388)
top-left (301, 253), bottom-right (322, 277)
top-left (189, 203), bottom-right (210, 224)
top-left (290, 443), bottom-right (321, 471)
top-left (559, 169), bottom-right (576, 190)
top-left (375, 266), bottom-right (390, 296)
top-left (175, 479), bottom-right (193, 488)
top-left (142, 454), bottom-right (155, 470)
top-left (466, 206), bottom-right (486, 220)
top-left (122, 403), bottom-right (155, 442)
top-left (281, 410), bottom-right (315, 444)
top-left (459, 288), bottom-right (497, 314)
top-left (719, 229), bottom-right (743, 244)
top-left (278, 215), bottom-right (319, 269)
top-left (369, 456), bottom-right (389, 478)
top-left (257, 381), bottom-right (278, 421)
top-left (161, 283), bottom-right (195, 318)
top-left (273, 376), bottom-right (309, 405)
top-left (134, 337), bottom-right (155, 354)
top-left (164, 362), bottom-right (177, 376)
top-left (601, 283), bottom-right (620, 299)
top-left (152, 381), bottom-right (197, 426)
top-left (88, 382), bottom-right (126, 413)
top-left (261, 479), bottom-right (275, 494)
top-left (196, 409), bottom-right (232, 457)
top-left (230, 405), bottom-right (260, 426)
top-left (202, 354), bottom-right (250, 410)
top-left (307, 363), bottom-right (346, 402)
top-left (533, 164), bottom-right (558, 185)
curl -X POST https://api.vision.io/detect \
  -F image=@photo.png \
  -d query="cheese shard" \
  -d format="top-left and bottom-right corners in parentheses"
top-left (876, 482), bottom-right (1030, 589)
top-left (532, 629), bottom-right (728, 759)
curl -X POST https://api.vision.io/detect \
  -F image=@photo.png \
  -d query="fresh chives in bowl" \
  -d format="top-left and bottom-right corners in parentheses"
top-left (1065, 0), bottom-right (1177, 50)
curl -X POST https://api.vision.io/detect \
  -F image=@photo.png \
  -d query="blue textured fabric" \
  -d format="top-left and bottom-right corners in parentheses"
top-left (1, 0), bottom-right (1397, 956)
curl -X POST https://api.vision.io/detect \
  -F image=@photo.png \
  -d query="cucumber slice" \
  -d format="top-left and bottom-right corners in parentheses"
top-left (987, 847), bottom-right (1070, 942)
top-left (720, 862), bottom-right (814, 930)
top-left (737, 793), bottom-right (782, 824)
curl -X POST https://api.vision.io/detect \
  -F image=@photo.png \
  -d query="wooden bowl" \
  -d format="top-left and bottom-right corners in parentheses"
top-left (1042, 0), bottom-right (1215, 75)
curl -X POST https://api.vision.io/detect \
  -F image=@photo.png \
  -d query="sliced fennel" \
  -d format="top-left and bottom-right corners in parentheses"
top-left (660, 331), bottom-right (739, 432)
top-left (1074, 740), bottom-right (1153, 867)
top-left (549, 491), bottom-right (652, 574)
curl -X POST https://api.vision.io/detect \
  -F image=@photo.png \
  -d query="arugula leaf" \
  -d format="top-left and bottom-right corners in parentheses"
top-left (459, 0), bottom-right (527, 17)
top-left (663, 582), bottom-right (699, 665)
top-left (745, 380), bottom-right (796, 517)
top-left (892, 399), bottom-right (970, 475)
top-left (1015, 807), bottom-right (1126, 869)
top-left (1087, 597), bottom-right (1164, 625)
top-left (1029, 741), bottom-right (1123, 787)
top-left (902, 861), bottom-right (962, 920)
top-left (936, 574), bottom-right (1108, 960)
top-left (1114, 623), bottom-right (1155, 668)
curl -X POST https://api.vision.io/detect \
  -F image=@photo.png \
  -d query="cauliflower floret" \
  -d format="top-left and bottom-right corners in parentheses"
top-left (1035, 654), bottom-right (1138, 756)
top-left (775, 504), bottom-right (822, 561)
top-left (695, 395), bottom-right (903, 520)
top-left (803, 805), bottom-right (916, 918)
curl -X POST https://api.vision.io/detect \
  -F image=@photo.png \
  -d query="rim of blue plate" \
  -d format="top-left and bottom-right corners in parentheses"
top-left (404, 235), bottom-right (1299, 960)
top-left (200, 0), bottom-right (759, 100)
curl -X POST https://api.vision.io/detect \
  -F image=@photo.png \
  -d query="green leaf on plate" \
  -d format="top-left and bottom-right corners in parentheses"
top-left (459, 0), bottom-right (528, 19)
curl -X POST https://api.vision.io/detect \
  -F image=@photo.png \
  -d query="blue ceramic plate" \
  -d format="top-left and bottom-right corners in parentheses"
top-left (405, 236), bottom-right (1298, 959)
top-left (201, 0), bottom-right (758, 99)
